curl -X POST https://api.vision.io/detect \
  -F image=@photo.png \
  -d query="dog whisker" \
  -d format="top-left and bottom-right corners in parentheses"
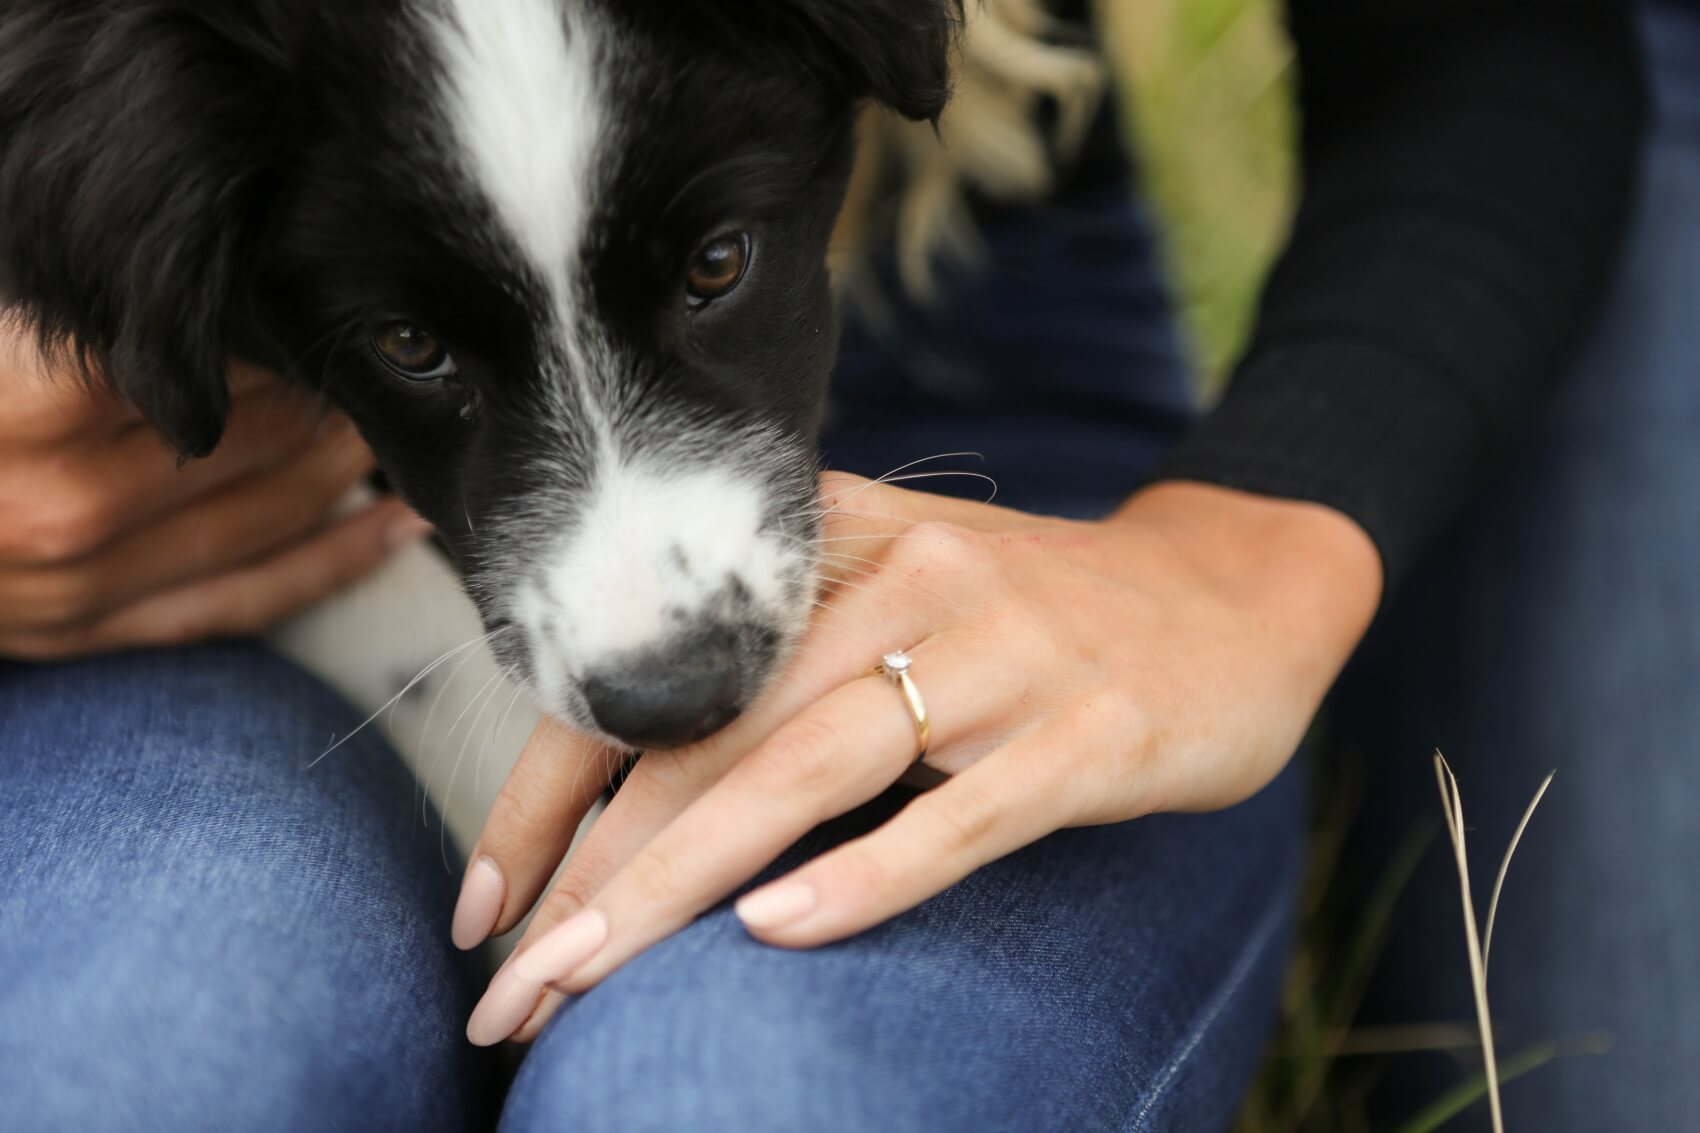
top-left (813, 533), bottom-right (922, 544)
top-left (416, 633), bottom-right (500, 826)
top-left (563, 740), bottom-right (622, 836)
top-left (438, 669), bottom-right (506, 872)
top-left (824, 452), bottom-right (987, 509)
top-left (310, 628), bottom-right (501, 770)
top-left (864, 469), bottom-right (999, 503)
top-left (482, 682), bottom-right (528, 804)
top-left (814, 551), bottom-right (882, 571)
top-left (426, 667), bottom-right (503, 824)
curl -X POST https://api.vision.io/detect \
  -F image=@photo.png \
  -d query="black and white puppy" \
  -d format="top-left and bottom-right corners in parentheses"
top-left (0, 0), bottom-right (961, 802)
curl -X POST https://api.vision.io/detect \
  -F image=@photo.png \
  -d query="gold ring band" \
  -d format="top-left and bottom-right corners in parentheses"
top-left (877, 650), bottom-right (930, 762)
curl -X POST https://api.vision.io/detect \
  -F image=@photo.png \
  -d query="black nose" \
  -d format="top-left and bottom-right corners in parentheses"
top-left (580, 630), bottom-right (744, 749)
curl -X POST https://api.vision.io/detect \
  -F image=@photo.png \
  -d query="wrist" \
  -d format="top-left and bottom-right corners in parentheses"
top-left (1110, 480), bottom-right (1384, 666)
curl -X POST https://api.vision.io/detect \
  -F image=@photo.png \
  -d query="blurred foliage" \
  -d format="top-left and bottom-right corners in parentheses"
top-left (1095, 0), bottom-right (1297, 392)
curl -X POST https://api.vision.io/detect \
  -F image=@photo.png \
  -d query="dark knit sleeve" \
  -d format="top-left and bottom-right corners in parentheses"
top-left (1150, 0), bottom-right (1646, 586)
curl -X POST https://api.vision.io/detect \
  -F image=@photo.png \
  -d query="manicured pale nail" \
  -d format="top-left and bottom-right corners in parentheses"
top-left (452, 856), bottom-right (506, 951)
top-left (384, 511), bottom-right (434, 549)
top-left (466, 958), bottom-right (545, 1047)
top-left (513, 909), bottom-right (610, 986)
top-left (735, 881), bottom-right (817, 930)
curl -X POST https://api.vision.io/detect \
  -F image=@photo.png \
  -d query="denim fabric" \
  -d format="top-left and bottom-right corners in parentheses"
top-left (502, 770), bottom-right (1305, 1133)
top-left (1339, 4), bottom-right (1700, 1126)
top-left (1, 182), bottom-right (1306, 1129)
top-left (0, 645), bottom-right (498, 1133)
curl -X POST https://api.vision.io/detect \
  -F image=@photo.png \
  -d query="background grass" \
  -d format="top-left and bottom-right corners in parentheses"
top-left (1096, 0), bottom-right (1296, 391)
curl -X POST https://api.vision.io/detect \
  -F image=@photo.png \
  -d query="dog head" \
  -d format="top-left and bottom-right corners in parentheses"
top-left (0, 0), bottom-right (960, 748)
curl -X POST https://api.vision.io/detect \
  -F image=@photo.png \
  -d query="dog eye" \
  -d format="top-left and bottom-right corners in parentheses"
top-left (371, 322), bottom-right (457, 382)
top-left (685, 233), bottom-right (751, 306)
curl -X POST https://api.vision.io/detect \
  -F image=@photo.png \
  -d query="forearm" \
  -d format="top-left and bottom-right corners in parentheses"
top-left (1154, 0), bottom-right (1646, 588)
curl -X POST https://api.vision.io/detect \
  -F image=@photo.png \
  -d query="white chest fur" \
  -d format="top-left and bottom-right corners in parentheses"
top-left (268, 539), bottom-right (541, 859)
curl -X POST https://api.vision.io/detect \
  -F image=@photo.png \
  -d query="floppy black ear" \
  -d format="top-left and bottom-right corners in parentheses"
top-left (0, 4), bottom-right (292, 457)
top-left (721, 0), bottom-right (965, 123)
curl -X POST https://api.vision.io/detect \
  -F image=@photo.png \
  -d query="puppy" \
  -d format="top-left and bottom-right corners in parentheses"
top-left (0, 0), bottom-right (963, 840)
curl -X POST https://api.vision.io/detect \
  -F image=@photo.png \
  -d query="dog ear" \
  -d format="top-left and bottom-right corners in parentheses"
top-left (716, 0), bottom-right (965, 123)
top-left (0, 6), bottom-right (292, 457)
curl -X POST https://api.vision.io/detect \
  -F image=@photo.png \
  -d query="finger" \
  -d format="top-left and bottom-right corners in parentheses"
top-left (498, 517), bottom-right (984, 930)
top-left (467, 754), bottom-right (714, 1047)
top-left (0, 385), bottom-right (340, 565)
top-left (1, 496), bottom-right (430, 658)
top-left (452, 716), bottom-right (622, 950)
top-left (471, 517), bottom-right (1000, 1044)
top-left (508, 634), bottom-right (1022, 995)
top-left (501, 743), bottom-right (728, 966)
top-left (732, 732), bottom-right (1079, 950)
top-left (501, 604), bottom-right (949, 949)
top-left (0, 423), bottom-right (375, 629)
top-left (481, 658), bottom-right (968, 1046)
top-left (485, 635), bottom-right (995, 1044)
top-left (84, 384), bottom-right (336, 537)
top-left (506, 594), bottom-right (942, 910)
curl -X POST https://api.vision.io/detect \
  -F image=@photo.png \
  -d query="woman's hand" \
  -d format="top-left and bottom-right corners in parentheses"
top-left (0, 328), bottom-right (430, 659)
top-left (457, 472), bottom-right (1383, 1046)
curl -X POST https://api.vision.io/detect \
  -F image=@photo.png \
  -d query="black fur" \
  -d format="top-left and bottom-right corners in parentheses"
top-left (0, 0), bottom-right (962, 741)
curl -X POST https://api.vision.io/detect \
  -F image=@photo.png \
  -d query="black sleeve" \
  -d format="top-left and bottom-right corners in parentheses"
top-left (1149, 0), bottom-right (1647, 587)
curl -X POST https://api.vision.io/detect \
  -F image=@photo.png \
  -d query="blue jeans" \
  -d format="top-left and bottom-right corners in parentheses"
top-left (0, 647), bottom-right (500, 1131)
top-left (1339, 4), bottom-right (1700, 1126)
top-left (0, 189), bottom-right (1308, 1131)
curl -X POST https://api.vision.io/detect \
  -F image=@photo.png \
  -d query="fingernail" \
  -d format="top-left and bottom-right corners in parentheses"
top-left (513, 909), bottom-right (610, 986)
top-left (466, 957), bottom-right (546, 1047)
top-left (384, 511), bottom-right (433, 549)
top-left (735, 881), bottom-right (817, 931)
top-left (452, 856), bottom-right (506, 951)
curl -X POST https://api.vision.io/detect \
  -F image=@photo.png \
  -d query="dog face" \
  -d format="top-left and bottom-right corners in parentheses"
top-left (0, 0), bottom-right (958, 748)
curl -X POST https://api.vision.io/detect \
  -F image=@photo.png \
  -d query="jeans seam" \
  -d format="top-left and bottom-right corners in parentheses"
top-left (1123, 888), bottom-right (1288, 1132)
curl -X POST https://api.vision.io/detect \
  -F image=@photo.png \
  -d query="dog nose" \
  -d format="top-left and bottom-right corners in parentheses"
top-left (580, 629), bottom-right (744, 749)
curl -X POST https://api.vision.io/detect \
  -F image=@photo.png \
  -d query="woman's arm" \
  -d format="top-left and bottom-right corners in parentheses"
top-left (1154, 0), bottom-right (1647, 584)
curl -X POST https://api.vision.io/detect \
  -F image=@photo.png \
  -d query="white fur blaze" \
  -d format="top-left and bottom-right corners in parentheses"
top-left (430, 0), bottom-right (603, 336)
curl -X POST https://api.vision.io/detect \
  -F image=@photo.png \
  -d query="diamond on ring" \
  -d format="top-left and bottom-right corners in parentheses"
top-left (881, 650), bottom-right (913, 679)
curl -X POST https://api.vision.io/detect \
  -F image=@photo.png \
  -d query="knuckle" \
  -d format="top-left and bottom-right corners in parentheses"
top-left (536, 881), bottom-right (594, 929)
top-left (1112, 690), bottom-right (1156, 743)
top-left (817, 471), bottom-right (865, 512)
top-left (1087, 688), bottom-right (1157, 766)
top-left (26, 568), bottom-right (103, 627)
top-left (835, 849), bottom-right (892, 899)
top-left (902, 520), bottom-right (996, 581)
top-left (751, 714), bottom-right (846, 796)
top-left (488, 779), bottom-right (552, 842)
top-left (19, 488), bottom-right (115, 562)
top-left (623, 848), bottom-right (678, 906)
top-left (905, 519), bottom-right (972, 558)
top-left (554, 843), bottom-right (616, 901)
top-left (927, 783), bottom-right (1002, 856)
top-left (996, 607), bottom-right (1055, 665)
